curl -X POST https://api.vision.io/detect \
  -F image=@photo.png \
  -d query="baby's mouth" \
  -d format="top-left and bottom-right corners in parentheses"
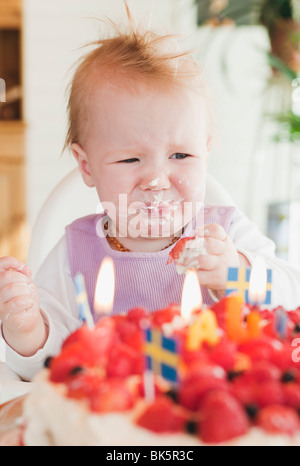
top-left (128, 200), bottom-right (182, 218)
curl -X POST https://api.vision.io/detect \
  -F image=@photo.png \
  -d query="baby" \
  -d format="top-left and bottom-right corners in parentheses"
top-left (1, 8), bottom-right (300, 380)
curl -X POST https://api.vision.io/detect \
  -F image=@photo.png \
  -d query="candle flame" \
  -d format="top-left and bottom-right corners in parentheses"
top-left (181, 270), bottom-right (202, 321)
top-left (248, 256), bottom-right (267, 305)
top-left (94, 257), bottom-right (115, 314)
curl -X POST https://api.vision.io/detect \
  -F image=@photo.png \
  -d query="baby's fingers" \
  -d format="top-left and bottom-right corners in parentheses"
top-left (0, 256), bottom-right (31, 278)
top-left (202, 224), bottom-right (227, 241)
top-left (0, 282), bottom-right (34, 304)
top-left (204, 237), bottom-right (226, 256)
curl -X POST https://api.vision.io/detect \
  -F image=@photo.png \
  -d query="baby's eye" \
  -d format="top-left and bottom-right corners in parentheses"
top-left (118, 158), bottom-right (140, 163)
top-left (170, 153), bottom-right (191, 160)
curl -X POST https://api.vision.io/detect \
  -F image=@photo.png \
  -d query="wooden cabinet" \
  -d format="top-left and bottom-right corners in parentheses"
top-left (0, 0), bottom-right (27, 261)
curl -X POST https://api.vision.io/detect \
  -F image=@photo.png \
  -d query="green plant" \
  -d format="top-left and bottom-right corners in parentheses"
top-left (196, 0), bottom-right (300, 143)
top-left (196, 0), bottom-right (299, 28)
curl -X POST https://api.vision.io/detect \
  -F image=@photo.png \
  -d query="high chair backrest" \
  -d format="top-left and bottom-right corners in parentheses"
top-left (27, 168), bottom-right (235, 276)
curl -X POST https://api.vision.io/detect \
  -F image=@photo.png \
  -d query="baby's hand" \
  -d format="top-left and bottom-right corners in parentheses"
top-left (195, 224), bottom-right (240, 295)
top-left (0, 256), bottom-right (41, 338)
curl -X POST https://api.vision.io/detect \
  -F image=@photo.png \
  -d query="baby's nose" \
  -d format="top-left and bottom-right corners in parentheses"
top-left (139, 173), bottom-right (171, 191)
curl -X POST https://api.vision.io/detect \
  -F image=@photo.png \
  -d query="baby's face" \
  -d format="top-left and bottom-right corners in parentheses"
top-left (73, 79), bottom-right (210, 239)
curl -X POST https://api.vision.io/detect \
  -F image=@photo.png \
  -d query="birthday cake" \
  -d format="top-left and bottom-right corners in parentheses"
top-left (22, 297), bottom-right (300, 446)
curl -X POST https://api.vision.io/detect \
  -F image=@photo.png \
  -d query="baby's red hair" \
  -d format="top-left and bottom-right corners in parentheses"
top-left (64, 2), bottom-right (213, 151)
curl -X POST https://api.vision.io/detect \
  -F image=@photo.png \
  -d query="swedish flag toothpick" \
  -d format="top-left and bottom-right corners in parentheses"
top-left (226, 266), bottom-right (272, 305)
top-left (143, 327), bottom-right (179, 384)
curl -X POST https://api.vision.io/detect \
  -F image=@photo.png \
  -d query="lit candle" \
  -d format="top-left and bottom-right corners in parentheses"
top-left (162, 270), bottom-right (202, 337)
top-left (248, 256), bottom-right (267, 306)
top-left (187, 309), bottom-right (220, 351)
top-left (94, 257), bottom-right (115, 316)
top-left (181, 270), bottom-right (202, 321)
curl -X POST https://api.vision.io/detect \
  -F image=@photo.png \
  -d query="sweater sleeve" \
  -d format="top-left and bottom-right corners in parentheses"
top-left (1, 236), bottom-right (82, 381)
top-left (229, 209), bottom-right (300, 310)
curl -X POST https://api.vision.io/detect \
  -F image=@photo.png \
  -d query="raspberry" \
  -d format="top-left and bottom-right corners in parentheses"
top-left (199, 390), bottom-right (249, 444)
top-left (256, 405), bottom-right (300, 435)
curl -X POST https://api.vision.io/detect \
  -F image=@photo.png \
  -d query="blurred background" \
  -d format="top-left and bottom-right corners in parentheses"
top-left (0, 0), bottom-right (300, 266)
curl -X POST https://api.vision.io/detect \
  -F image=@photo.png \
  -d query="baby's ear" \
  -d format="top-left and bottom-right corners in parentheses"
top-left (71, 143), bottom-right (95, 188)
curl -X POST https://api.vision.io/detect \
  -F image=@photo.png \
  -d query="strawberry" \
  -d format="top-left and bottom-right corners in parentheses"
top-left (127, 307), bottom-right (148, 326)
top-left (248, 361), bottom-right (281, 382)
top-left (117, 320), bottom-right (144, 351)
top-left (199, 390), bottom-right (249, 444)
top-left (282, 383), bottom-right (300, 409)
top-left (106, 341), bottom-right (144, 378)
top-left (255, 381), bottom-right (284, 408)
top-left (211, 299), bottom-right (227, 330)
top-left (238, 337), bottom-right (278, 363)
top-left (167, 237), bottom-right (194, 264)
top-left (136, 396), bottom-right (186, 433)
top-left (256, 405), bottom-right (300, 436)
top-left (68, 373), bottom-right (134, 412)
top-left (49, 343), bottom-right (95, 383)
top-left (209, 339), bottom-right (237, 371)
top-left (62, 319), bottom-right (116, 362)
top-left (91, 378), bottom-right (134, 413)
top-left (150, 306), bottom-right (180, 327)
top-left (179, 366), bottom-right (229, 411)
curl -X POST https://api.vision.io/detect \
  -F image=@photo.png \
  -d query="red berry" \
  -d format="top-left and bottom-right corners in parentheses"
top-left (179, 366), bottom-right (229, 411)
top-left (245, 361), bottom-right (281, 383)
top-left (282, 383), bottom-right (300, 409)
top-left (49, 343), bottom-right (95, 383)
top-left (256, 405), bottom-right (300, 436)
top-left (117, 320), bottom-right (143, 351)
top-left (91, 379), bottom-right (134, 413)
top-left (62, 319), bottom-right (116, 363)
top-left (150, 306), bottom-right (180, 327)
top-left (255, 381), bottom-right (284, 408)
top-left (106, 341), bottom-right (144, 378)
top-left (199, 390), bottom-right (249, 444)
top-left (238, 337), bottom-right (277, 363)
top-left (167, 237), bottom-right (193, 264)
top-left (209, 339), bottom-right (237, 371)
top-left (68, 373), bottom-right (134, 412)
top-left (136, 396), bottom-right (186, 433)
top-left (127, 307), bottom-right (148, 326)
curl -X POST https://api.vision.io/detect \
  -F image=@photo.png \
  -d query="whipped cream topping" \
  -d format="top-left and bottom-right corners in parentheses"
top-left (23, 371), bottom-right (300, 446)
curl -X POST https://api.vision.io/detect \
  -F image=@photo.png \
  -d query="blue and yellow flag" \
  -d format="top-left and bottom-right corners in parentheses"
top-left (226, 267), bottom-right (272, 305)
top-left (143, 327), bottom-right (179, 384)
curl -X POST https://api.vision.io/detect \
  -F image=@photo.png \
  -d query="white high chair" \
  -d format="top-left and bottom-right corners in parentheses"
top-left (0, 169), bottom-right (234, 403)
top-left (26, 168), bottom-right (235, 276)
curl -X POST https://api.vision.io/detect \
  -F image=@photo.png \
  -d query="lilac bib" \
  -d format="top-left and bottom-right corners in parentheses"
top-left (65, 205), bottom-right (236, 320)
